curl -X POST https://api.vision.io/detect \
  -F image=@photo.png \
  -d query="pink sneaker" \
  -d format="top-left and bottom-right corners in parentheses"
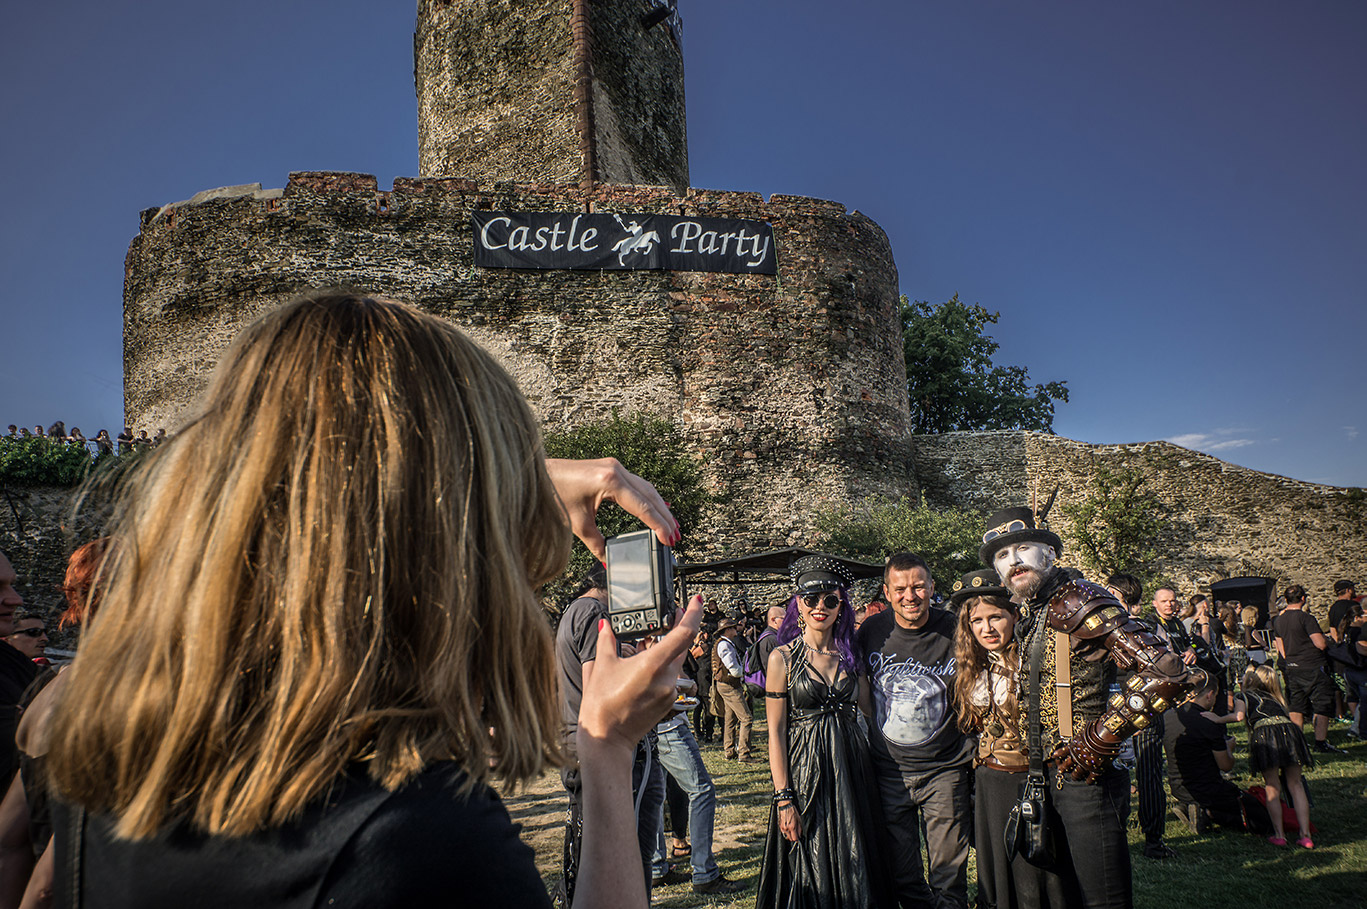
top-left (1267, 835), bottom-right (1286, 846)
top-left (1297, 836), bottom-right (1314, 849)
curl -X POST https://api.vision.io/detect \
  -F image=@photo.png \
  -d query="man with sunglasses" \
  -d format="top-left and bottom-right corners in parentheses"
top-left (857, 552), bottom-right (972, 909)
top-left (982, 507), bottom-right (1192, 908)
top-left (0, 552), bottom-right (40, 787)
top-left (4, 615), bottom-right (48, 664)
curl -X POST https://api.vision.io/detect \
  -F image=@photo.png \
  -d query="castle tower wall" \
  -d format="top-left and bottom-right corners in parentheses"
top-left (123, 174), bottom-right (911, 554)
top-left (415, 0), bottom-right (688, 190)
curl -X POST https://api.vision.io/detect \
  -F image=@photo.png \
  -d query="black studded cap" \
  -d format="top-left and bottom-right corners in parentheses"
top-left (948, 569), bottom-right (1013, 608)
top-left (790, 554), bottom-right (855, 594)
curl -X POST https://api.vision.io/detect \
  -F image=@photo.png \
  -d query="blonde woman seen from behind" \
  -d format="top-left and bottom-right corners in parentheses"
top-left (1240, 665), bottom-right (1314, 848)
top-left (45, 293), bottom-right (696, 909)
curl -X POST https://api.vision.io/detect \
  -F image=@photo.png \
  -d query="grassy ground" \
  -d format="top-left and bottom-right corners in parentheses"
top-left (505, 710), bottom-right (1367, 909)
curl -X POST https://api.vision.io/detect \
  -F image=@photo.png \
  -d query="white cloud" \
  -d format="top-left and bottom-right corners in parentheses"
top-left (1164, 430), bottom-right (1256, 453)
top-left (1344, 425), bottom-right (1359, 440)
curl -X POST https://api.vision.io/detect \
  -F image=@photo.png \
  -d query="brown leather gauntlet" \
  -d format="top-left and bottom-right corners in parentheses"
top-left (1047, 580), bottom-right (1193, 782)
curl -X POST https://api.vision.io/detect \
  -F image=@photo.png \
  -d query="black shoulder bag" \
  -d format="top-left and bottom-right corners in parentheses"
top-left (1003, 620), bottom-right (1057, 868)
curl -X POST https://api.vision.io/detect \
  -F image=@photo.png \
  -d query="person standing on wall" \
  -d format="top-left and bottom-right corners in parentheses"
top-left (857, 552), bottom-right (972, 909)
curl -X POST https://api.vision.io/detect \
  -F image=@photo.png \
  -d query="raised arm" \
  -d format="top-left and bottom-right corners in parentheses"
top-left (546, 458), bottom-right (681, 561)
top-left (1045, 580), bottom-right (1193, 782)
top-left (573, 595), bottom-right (701, 909)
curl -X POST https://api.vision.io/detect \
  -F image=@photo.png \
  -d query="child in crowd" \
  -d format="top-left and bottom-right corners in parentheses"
top-left (1240, 665), bottom-right (1314, 848)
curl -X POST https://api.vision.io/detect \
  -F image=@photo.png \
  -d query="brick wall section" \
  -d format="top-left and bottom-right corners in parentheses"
top-left (0, 485), bottom-right (106, 647)
top-left (913, 431), bottom-right (1366, 612)
top-left (122, 173), bottom-right (911, 556)
top-left (415, 0), bottom-right (689, 190)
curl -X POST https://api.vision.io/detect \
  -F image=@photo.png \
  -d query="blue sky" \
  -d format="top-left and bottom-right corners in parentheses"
top-left (3, 1), bottom-right (1363, 486)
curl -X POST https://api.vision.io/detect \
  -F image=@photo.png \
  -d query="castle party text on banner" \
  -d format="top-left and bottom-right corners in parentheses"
top-left (473, 212), bottom-right (777, 275)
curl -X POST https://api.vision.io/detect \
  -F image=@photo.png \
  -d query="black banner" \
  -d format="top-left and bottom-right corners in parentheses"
top-left (472, 212), bottom-right (776, 275)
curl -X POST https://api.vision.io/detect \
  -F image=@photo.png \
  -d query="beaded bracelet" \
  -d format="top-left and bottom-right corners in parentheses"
top-left (773, 788), bottom-right (797, 803)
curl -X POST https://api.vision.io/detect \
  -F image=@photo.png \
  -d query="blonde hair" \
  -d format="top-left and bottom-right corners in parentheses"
top-left (1242, 664), bottom-right (1288, 710)
top-left (47, 293), bottom-right (571, 838)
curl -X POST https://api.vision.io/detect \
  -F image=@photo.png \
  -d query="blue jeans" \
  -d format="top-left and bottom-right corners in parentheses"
top-left (651, 719), bottom-right (720, 884)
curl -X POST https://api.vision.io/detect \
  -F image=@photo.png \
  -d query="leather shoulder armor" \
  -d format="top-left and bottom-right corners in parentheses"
top-left (1047, 580), bottom-right (1129, 638)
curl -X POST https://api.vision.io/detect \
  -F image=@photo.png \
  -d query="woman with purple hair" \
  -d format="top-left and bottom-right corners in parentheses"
top-left (754, 556), bottom-right (893, 909)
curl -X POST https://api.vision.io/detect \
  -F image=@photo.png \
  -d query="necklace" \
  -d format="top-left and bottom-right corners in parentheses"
top-left (803, 639), bottom-right (838, 656)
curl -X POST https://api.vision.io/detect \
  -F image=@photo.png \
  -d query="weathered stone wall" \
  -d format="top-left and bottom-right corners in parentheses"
top-left (123, 173), bottom-right (911, 557)
top-left (0, 484), bottom-right (107, 647)
top-left (913, 431), bottom-right (1366, 612)
top-left (415, 0), bottom-right (688, 190)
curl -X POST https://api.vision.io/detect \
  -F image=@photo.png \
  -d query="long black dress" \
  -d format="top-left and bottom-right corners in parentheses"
top-left (755, 644), bottom-right (891, 909)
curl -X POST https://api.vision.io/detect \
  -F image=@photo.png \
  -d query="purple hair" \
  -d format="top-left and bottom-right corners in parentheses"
top-left (776, 586), bottom-right (861, 673)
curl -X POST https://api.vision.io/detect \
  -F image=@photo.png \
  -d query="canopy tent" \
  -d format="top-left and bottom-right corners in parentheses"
top-left (1210, 576), bottom-right (1276, 637)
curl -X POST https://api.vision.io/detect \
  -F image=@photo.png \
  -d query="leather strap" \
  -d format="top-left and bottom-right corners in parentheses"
top-left (1054, 630), bottom-right (1072, 740)
top-left (1027, 620), bottom-right (1049, 779)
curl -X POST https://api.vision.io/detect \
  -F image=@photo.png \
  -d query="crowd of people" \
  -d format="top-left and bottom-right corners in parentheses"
top-left (2, 424), bottom-right (167, 456)
top-left (575, 518), bottom-right (1363, 908)
top-left (0, 292), bottom-right (1360, 909)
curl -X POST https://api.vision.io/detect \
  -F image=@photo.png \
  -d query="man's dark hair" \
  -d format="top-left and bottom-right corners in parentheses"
top-left (1190, 668), bottom-right (1218, 700)
top-left (1188, 594), bottom-right (1208, 608)
top-left (573, 562), bottom-right (607, 598)
top-left (1334, 579), bottom-right (1356, 596)
top-left (884, 552), bottom-right (929, 582)
top-left (1106, 573), bottom-right (1144, 607)
top-left (1283, 584), bottom-right (1306, 605)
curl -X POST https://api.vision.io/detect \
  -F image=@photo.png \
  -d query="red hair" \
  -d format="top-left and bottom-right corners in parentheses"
top-left (60, 538), bottom-right (112, 629)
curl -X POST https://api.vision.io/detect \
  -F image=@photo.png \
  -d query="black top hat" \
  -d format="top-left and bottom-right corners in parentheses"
top-left (948, 569), bottom-right (1013, 608)
top-left (978, 506), bottom-right (1063, 566)
top-left (790, 554), bottom-right (855, 594)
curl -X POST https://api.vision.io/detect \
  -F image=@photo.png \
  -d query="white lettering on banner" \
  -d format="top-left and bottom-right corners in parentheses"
top-left (478, 215), bottom-right (512, 250)
top-left (482, 214), bottom-right (603, 253)
top-left (669, 220), bottom-right (771, 268)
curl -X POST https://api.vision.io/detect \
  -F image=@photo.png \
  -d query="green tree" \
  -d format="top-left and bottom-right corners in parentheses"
top-left (1060, 464), bottom-right (1166, 588)
top-left (814, 495), bottom-right (982, 591)
top-left (541, 412), bottom-right (710, 611)
top-left (901, 294), bottom-right (1069, 434)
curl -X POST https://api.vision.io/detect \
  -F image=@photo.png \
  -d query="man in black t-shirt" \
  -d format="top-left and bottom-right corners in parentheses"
top-left (1327, 580), bottom-right (1359, 641)
top-left (1272, 584), bottom-right (1343, 754)
top-left (1163, 672), bottom-right (1270, 834)
top-left (858, 552), bottom-right (972, 909)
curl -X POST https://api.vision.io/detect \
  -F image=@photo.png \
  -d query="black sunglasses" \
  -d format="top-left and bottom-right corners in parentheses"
top-left (9, 627), bottom-right (45, 638)
top-left (799, 593), bottom-right (841, 611)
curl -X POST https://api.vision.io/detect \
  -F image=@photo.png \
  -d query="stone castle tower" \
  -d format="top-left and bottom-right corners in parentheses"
top-left (416, 0), bottom-right (688, 190)
top-left (122, 0), bottom-right (914, 554)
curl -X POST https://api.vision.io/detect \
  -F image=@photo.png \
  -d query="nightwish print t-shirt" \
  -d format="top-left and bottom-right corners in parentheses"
top-left (857, 608), bottom-right (973, 773)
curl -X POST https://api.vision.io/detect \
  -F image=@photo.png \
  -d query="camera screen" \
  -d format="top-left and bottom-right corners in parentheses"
top-left (607, 533), bottom-right (654, 610)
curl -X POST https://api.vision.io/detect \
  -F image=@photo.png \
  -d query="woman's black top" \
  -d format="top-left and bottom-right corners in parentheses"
top-left (55, 761), bottom-right (551, 909)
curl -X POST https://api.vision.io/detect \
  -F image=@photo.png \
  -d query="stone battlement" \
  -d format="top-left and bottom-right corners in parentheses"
top-left (123, 172), bottom-right (910, 556)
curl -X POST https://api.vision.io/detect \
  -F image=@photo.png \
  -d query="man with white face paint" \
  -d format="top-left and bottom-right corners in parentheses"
top-left (980, 508), bottom-right (1192, 909)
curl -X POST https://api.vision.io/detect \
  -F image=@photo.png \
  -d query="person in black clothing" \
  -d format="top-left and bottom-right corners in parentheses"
top-left (983, 506), bottom-right (1193, 909)
top-left (859, 551), bottom-right (972, 909)
top-left (1272, 584), bottom-right (1343, 754)
top-left (0, 552), bottom-right (40, 787)
top-left (1163, 671), bottom-right (1271, 835)
top-left (42, 294), bottom-right (699, 909)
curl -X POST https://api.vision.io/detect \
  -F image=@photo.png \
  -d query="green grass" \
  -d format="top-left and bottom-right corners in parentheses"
top-left (515, 711), bottom-right (1367, 909)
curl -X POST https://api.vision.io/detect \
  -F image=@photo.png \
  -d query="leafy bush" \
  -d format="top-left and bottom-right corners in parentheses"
top-left (1060, 464), bottom-right (1165, 589)
top-left (0, 437), bottom-right (104, 487)
top-left (541, 412), bottom-right (710, 611)
top-left (814, 494), bottom-right (983, 591)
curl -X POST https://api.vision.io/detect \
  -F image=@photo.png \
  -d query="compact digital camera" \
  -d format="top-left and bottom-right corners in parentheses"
top-left (604, 529), bottom-right (681, 641)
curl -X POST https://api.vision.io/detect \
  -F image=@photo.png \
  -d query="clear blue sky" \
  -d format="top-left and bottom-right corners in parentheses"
top-left (3, 1), bottom-right (1363, 486)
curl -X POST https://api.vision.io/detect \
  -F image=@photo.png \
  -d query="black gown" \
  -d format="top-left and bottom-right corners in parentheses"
top-left (755, 644), bottom-right (891, 909)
